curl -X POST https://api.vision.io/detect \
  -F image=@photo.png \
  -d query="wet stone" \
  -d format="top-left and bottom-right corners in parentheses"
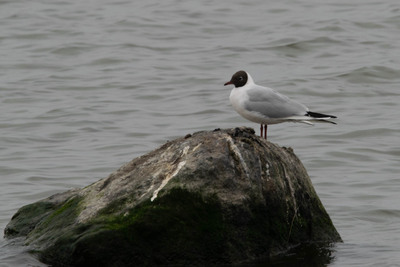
top-left (4, 127), bottom-right (341, 266)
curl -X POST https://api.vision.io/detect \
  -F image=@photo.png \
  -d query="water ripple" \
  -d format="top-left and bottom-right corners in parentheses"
top-left (1, 0), bottom-right (400, 266)
top-left (337, 66), bottom-right (400, 83)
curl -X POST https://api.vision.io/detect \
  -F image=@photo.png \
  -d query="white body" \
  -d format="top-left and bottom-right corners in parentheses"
top-left (229, 72), bottom-right (329, 125)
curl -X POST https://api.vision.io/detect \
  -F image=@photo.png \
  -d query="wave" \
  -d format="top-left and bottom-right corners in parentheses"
top-left (336, 66), bottom-right (400, 83)
top-left (261, 36), bottom-right (344, 53)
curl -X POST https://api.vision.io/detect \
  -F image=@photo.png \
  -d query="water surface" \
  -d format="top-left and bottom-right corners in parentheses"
top-left (1, 0), bottom-right (400, 266)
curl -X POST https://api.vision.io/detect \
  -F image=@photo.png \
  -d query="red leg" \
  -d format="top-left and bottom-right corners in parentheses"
top-left (264, 125), bottom-right (268, 140)
top-left (260, 124), bottom-right (263, 138)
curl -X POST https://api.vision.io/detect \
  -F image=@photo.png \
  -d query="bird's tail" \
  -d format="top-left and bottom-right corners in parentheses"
top-left (305, 111), bottom-right (337, 124)
top-left (306, 111), bottom-right (337, 119)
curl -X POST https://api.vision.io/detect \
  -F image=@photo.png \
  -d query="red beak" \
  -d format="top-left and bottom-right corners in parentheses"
top-left (224, 81), bottom-right (232, 86)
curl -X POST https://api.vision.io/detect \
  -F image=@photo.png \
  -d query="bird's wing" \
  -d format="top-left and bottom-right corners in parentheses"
top-left (245, 85), bottom-right (308, 119)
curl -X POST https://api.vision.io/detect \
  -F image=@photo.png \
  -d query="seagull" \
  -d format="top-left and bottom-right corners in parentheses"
top-left (224, 70), bottom-right (336, 140)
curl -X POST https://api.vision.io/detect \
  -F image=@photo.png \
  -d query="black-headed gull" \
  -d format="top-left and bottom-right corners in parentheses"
top-left (224, 70), bottom-right (337, 140)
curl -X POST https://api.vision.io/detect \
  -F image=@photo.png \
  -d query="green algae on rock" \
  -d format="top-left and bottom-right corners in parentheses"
top-left (4, 127), bottom-right (341, 266)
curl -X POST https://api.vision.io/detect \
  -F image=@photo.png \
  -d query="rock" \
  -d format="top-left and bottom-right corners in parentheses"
top-left (4, 127), bottom-right (341, 266)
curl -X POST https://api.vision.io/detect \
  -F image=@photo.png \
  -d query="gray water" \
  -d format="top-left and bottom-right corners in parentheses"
top-left (1, 0), bottom-right (400, 266)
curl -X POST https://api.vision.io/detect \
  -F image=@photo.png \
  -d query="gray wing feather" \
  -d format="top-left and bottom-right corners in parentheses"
top-left (245, 86), bottom-right (308, 118)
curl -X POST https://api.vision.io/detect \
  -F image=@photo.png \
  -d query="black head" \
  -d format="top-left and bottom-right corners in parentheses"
top-left (224, 70), bottom-right (248, 88)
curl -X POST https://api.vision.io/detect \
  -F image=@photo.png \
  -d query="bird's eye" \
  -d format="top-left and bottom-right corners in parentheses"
top-left (238, 76), bottom-right (243, 81)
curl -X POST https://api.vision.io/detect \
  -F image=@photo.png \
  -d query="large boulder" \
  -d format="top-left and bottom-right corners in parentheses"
top-left (4, 127), bottom-right (341, 266)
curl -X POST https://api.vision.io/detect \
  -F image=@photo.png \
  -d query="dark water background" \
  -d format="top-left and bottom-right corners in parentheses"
top-left (1, 0), bottom-right (400, 266)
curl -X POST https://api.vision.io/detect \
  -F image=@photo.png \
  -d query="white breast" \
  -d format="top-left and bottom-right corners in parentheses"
top-left (230, 87), bottom-right (263, 124)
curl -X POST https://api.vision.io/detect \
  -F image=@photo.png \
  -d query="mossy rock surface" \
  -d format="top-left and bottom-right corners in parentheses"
top-left (4, 127), bottom-right (341, 266)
